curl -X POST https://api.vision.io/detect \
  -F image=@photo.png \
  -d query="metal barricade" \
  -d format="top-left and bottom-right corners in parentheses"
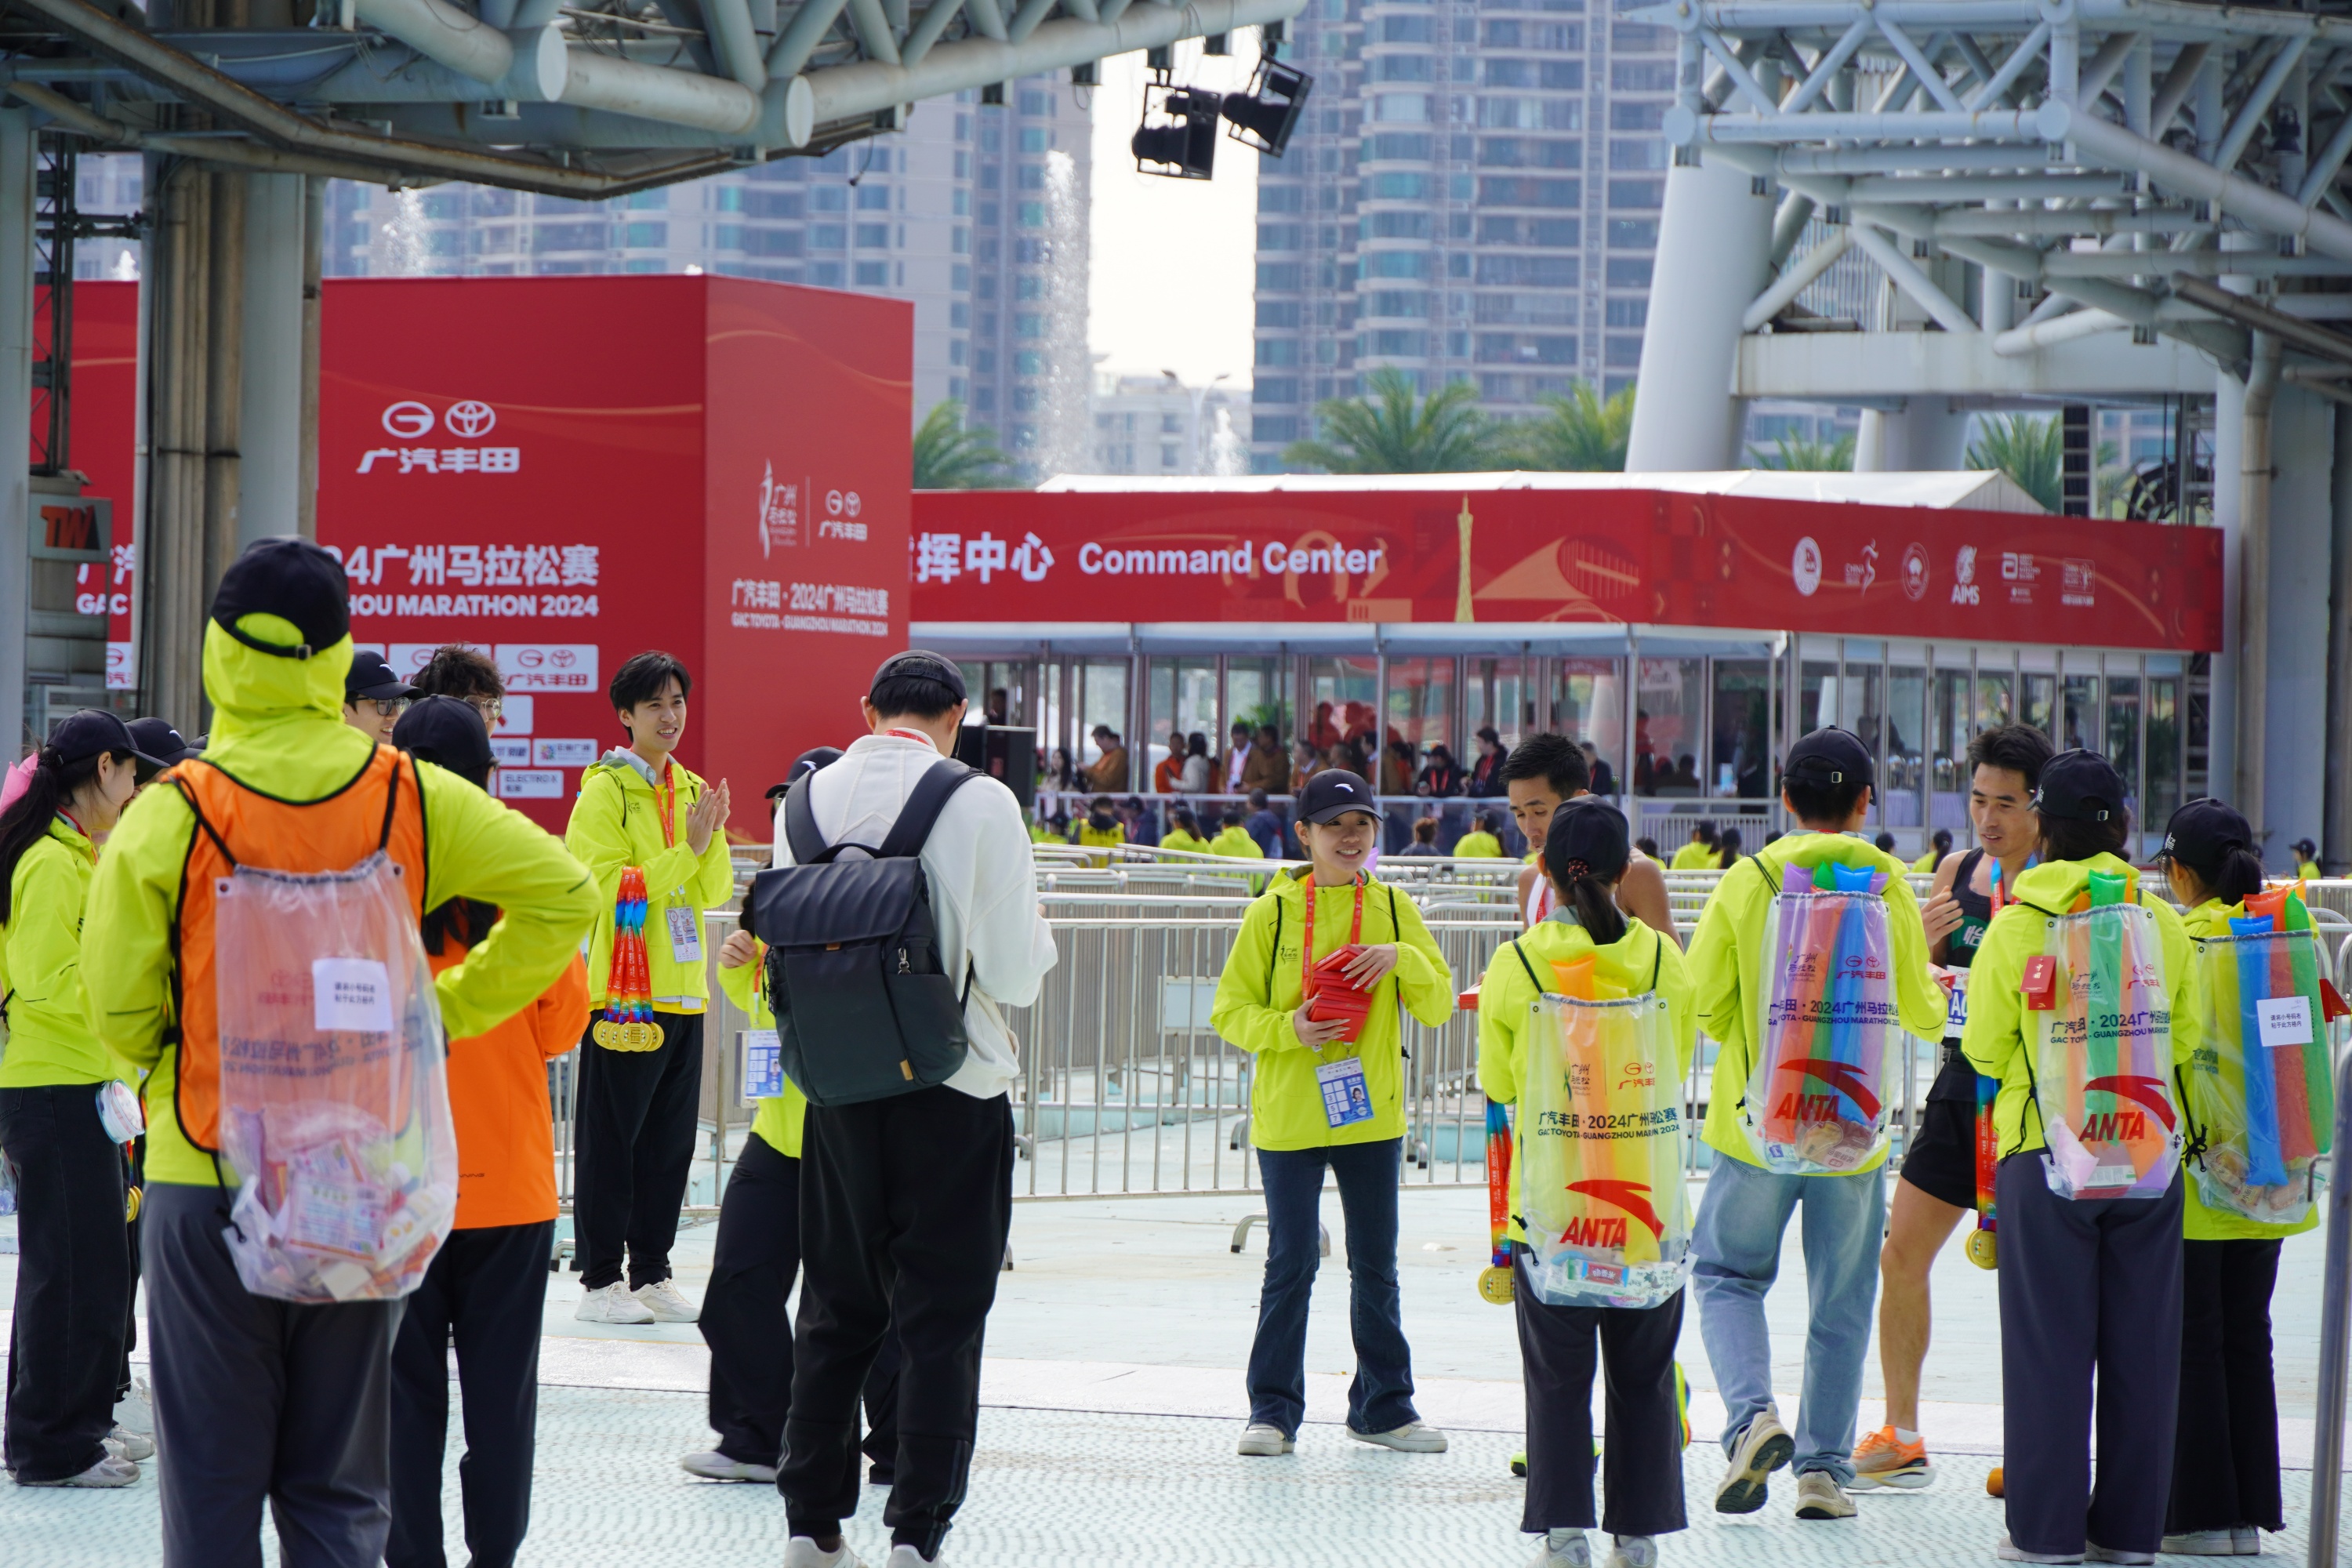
top-left (2307, 1040), bottom-right (2352, 1568)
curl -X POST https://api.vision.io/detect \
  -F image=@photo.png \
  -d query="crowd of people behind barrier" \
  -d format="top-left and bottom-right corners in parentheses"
top-left (0, 535), bottom-right (2335, 1568)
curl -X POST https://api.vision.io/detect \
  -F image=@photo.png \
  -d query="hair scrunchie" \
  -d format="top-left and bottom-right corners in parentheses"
top-left (1559, 858), bottom-right (1592, 885)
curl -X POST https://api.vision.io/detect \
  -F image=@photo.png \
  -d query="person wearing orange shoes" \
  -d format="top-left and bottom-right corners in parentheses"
top-left (384, 696), bottom-right (593, 1568)
top-left (1853, 724), bottom-right (2050, 1492)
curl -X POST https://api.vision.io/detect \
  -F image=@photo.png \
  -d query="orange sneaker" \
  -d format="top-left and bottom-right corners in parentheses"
top-left (1850, 1425), bottom-right (1935, 1490)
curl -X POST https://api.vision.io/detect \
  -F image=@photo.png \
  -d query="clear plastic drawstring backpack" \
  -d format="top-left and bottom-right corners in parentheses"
top-left (1744, 860), bottom-right (1903, 1174)
top-left (212, 848), bottom-right (456, 1302)
top-left (2183, 884), bottom-right (2335, 1225)
top-left (2031, 869), bottom-right (2182, 1201)
top-left (1512, 946), bottom-right (1690, 1309)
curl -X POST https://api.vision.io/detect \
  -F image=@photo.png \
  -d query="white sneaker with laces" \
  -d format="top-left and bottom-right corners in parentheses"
top-left (884, 1547), bottom-right (942, 1568)
top-left (105, 1425), bottom-right (155, 1463)
top-left (679, 1449), bottom-right (776, 1483)
top-left (782, 1537), bottom-right (866, 1568)
top-left (1608, 1536), bottom-right (1658, 1568)
top-left (18, 1454), bottom-right (140, 1488)
top-left (633, 1277), bottom-right (699, 1323)
top-left (1997, 1535), bottom-right (2085, 1565)
top-left (1236, 1422), bottom-right (1294, 1457)
top-left (1529, 1528), bottom-right (1588, 1566)
top-left (1346, 1421), bottom-right (1448, 1453)
top-left (575, 1281), bottom-right (655, 1324)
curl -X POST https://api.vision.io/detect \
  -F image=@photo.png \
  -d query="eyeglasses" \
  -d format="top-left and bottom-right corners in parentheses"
top-left (466, 696), bottom-right (503, 725)
top-left (359, 697), bottom-right (412, 720)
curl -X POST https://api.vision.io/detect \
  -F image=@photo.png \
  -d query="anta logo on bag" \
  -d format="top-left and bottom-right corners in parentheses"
top-left (2080, 1111), bottom-right (2150, 1143)
top-left (1773, 1057), bottom-right (1883, 1120)
top-left (1563, 1179), bottom-right (1667, 1242)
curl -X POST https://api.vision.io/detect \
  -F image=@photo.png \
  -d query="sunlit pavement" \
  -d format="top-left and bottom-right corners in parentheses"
top-left (0, 1185), bottom-right (2339, 1565)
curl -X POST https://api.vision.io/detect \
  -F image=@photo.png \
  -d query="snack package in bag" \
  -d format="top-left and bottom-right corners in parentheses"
top-left (2032, 870), bottom-right (2181, 1201)
top-left (212, 851), bottom-right (456, 1302)
top-left (1742, 861), bottom-right (1902, 1174)
top-left (1518, 988), bottom-right (1690, 1309)
top-left (2184, 886), bottom-right (2334, 1225)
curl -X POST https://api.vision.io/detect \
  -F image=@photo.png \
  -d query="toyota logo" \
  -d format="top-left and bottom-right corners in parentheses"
top-left (445, 400), bottom-right (497, 437)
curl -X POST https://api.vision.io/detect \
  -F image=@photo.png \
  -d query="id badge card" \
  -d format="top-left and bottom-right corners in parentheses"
top-left (741, 1029), bottom-right (783, 1104)
top-left (1944, 967), bottom-right (1970, 1037)
top-left (1316, 1056), bottom-right (1374, 1128)
top-left (666, 903), bottom-right (703, 963)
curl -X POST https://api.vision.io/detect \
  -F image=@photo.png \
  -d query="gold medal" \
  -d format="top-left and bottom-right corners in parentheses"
top-left (1476, 1264), bottom-right (1515, 1305)
top-left (1965, 1227), bottom-right (1998, 1270)
top-left (593, 1018), bottom-right (660, 1051)
top-left (125, 1185), bottom-right (142, 1223)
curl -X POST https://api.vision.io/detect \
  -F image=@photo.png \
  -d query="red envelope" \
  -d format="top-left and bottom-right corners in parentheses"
top-left (1306, 946), bottom-right (1375, 1033)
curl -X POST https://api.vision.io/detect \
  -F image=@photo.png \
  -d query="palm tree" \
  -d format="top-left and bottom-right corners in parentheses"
top-left (1965, 412), bottom-right (2063, 511)
top-left (1503, 380), bottom-right (1636, 471)
top-left (1748, 430), bottom-right (1857, 471)
top-left (913, 401), bottom-right (1013, 489)
top-left (1283, 367), bottom-right (1503, 474)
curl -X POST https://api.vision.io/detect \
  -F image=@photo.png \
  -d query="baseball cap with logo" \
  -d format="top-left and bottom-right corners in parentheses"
top-left (346, 649), bottom-right (421, 705)
top-left (2161, 798), bottom-right (2253, 880)
top-left (768, 745), bottom-right (844, 803)
top-left (1297, 768), bottom-right (1377, 826)
top-left (2033, 749), bottom-right (2129, 822)
top-left (210, 536), bottom-right (350, 659)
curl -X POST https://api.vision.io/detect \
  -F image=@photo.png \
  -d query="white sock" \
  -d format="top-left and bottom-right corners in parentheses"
top-left (1893, 1427), bottom-right (1921, 1444)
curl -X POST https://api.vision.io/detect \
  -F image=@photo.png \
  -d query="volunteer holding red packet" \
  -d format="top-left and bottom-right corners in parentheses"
top-left (1210, 769), bottom-right (1457, 1459)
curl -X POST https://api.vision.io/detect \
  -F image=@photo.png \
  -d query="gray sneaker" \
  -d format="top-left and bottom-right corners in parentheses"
top-left (1713, 1406), bottom-right (1794, 1514)
top-left (1795, 1470), bottom-right (1856, 1520)
top-left (104, 1425), bottom-right (155, 1463)
top-left (1236, 1422), bottom-right (1294, 1457)
top-left (678, 1449), bottom-right (776, 1483)
top-left (18, 1454), bottom-right (140, 1488)
top-left (1346, 1421), bottom-right (1448, 1453)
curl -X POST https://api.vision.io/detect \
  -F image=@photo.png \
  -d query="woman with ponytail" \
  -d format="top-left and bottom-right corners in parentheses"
top-left (0, 711), bottom-right (156, 1490)
top-left (2156, 800), bottom-right (2300, 1555)
top-left (1477, 798), bottom-right (1698, 1568)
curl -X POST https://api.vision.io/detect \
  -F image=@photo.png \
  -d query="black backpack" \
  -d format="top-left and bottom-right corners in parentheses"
top-left (745, 757), bottom-right (983, 1108)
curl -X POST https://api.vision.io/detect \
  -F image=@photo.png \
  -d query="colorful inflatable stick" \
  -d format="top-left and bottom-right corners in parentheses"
top-left (1479, 1098), bottom-right (1515, 1305)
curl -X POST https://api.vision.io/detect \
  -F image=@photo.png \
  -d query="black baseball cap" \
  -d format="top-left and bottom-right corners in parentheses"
top-left (2161, 798), bottom-right (2253, 877)
top-left (392, 695), bottom-right (493, 789)
top-left (126, 717), bottom-right (200, 768)
top-left (766, 745), bottom-right (844, 802)
top-left (210, 537), bottom-right (350, 660)
top-left (869, 650), bottom-right (967, 704)
top-left (2034, 749), bottom-right (2128, 822)
top-left (1297, 768), bottom-right (1377, 825)
top-left (48, 709), bottom-right (168, 770)
top-left (1544, 796), bottom-right (1631, 881)
top-left (346, 649), bottom-right (420, 704)
top-left (1783, 727), bottom-right (1874, 786)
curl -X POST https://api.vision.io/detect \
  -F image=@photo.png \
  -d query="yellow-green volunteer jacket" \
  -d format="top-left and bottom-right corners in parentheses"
top-left (1475, 914), bottom-right (1696, 1241)
top-left (1454, 831), bottom-right (1503, 859)
top-left (1209, 826), bottom-right (1265, 862)
top-left (1211, 867), bottom-right (1455, 1150)
top-left (1960, 851), bottom-right (2198, 1163)
top-left (1160, 829), bottom-right (1211, 857)
top-left (0, 815), bottom-right (118, 1087)
top-left (2177, 896), bottom-right (2318, 1241)
top-left (1690, 830), bottom-right (1947, 1171)
top-left (1671, 842), bottom-right (1721, 871)
top-left (82, 619), bottom-right (601, 1189)
top-left (716, 946), bottom-right (808, 1160)
top-left (567, 753), bottom-right (736, 1012)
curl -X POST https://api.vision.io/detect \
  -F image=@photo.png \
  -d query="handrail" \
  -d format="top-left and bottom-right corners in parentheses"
top-left (2308, 1038), bottom-right (2352, 1568)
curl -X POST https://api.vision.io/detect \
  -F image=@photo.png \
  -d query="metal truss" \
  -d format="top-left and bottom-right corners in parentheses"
top-left (1638, 0), bottom-right (2352, 396)
top-left (0, 0), bottom-right (1300, 195)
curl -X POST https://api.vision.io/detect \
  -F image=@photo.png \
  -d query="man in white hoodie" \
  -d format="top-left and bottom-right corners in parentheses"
top-left (771, 651), bottom-right (1058, 1568)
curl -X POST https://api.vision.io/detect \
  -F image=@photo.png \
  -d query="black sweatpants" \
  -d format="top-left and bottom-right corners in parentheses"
top-left (780, 1087), bottom-right (1014, 1560)
top-left (1512, 1247), bottom-right (1686, 1539)
top-left (0, 1083), bottom-right (131, 1483)
top-left (121, 1132), bottom-right (145, 1403)
top-left (575, 1011), bottom-right (704, 1290)
top-left (143, 1182), bottom-right (401, 1568)
top-left (2167, 1236), bottom-right (2285, 1536)
top-left (1997, 1152), bottom-right (2184, 1559)
top-left (387, 1220), bottom-right (555, 1568)
top-left (699, 1131), bottom-right (902, 1472)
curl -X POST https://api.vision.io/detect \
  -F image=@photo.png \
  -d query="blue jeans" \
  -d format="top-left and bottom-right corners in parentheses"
top-left (1247, 1138), bottom-right (1418, 1438)
top-left (1690, 1152), bottom-right (1884, 1485)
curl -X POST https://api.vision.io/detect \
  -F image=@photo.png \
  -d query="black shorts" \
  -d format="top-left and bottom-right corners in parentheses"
top-left (1896, 1046), bottom-right (1981, 1210)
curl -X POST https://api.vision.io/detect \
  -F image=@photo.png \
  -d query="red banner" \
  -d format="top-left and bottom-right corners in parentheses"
top-left (910, 486), bottom-right (2223, 651)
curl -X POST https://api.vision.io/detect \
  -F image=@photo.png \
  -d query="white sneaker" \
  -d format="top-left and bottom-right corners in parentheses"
top-left (680, 1449), bottom-right (775, 1483)
top-left (575, 1281), bottom-right (655, 1324)
top-left (884, 1548), bottom-right (941, 1568)
top-left (1997, 1537), bottom-right (2085, 1565)
top-left (1236, 1421), bottom-right (1294, 1456)
top-left (782, 1539), bottom-right (866, 1568)
top-left (1529, 1528), bottom-right (1589, 1566)
top-left (104, 1425), bottom-right (155, 1463)
top-left (2161, 1535), bottom-right (2260, 1559)
top-left (111, 1381), bottom-right (154, 1438)
top-left (633, 1277), bottom-right (699, 1323)
top-left (1608, 1537), bottom-right (1658, 1568)
top-left (1346, 1421), bottom-right (1448, 1452)
top-left (2085, 1548), bottom-right (2153, 1566)
top-left (17, 1454), bottom-right (139, 1488)
top-left (2234, 1527), bottom-right (2263, 1555)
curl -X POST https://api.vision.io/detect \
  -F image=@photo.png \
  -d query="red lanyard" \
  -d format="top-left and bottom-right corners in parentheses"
top-left (654, 761), bottom-right (677, 849)
top-left (1301, 874), bottom-right (1367, 993)
top-left (887, 728), bottom-right (938, 750)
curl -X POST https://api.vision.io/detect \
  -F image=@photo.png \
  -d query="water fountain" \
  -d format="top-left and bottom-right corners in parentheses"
top-left (1207, 407), bottom-right (1247, 476)
top-left (1033, 148), bottom-right (1094, 481)
top-left (377, 188), bottom-right (430, 276)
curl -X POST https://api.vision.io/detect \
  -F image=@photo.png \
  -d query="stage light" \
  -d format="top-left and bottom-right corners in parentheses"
top-left (1133, 84), bottom-right (1224, 180)
top-left (1221, 56), bottom-right (1312, 158)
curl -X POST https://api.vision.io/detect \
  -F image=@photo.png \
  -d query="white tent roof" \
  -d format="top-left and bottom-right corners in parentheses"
top-left (1033, 469), bottom-right (2047, 514)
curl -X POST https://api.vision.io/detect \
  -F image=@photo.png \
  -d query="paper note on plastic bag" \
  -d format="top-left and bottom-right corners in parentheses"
top-left (2259, 996), bottom-right (2314, 1050)
top-left (314, 958), bottom-right (394, 1034)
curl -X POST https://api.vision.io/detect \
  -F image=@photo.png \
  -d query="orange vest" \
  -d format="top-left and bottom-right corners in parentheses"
top-left (169, 748), bottom-right (429, 1152)
top-left (428, 912), bottom-right (589, 1229)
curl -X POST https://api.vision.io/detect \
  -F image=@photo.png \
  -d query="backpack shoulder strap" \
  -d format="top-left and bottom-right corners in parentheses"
top-left (783, 777), bottom-right (831, 866)
top-left (876, 759), bottom-right (982, 859)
